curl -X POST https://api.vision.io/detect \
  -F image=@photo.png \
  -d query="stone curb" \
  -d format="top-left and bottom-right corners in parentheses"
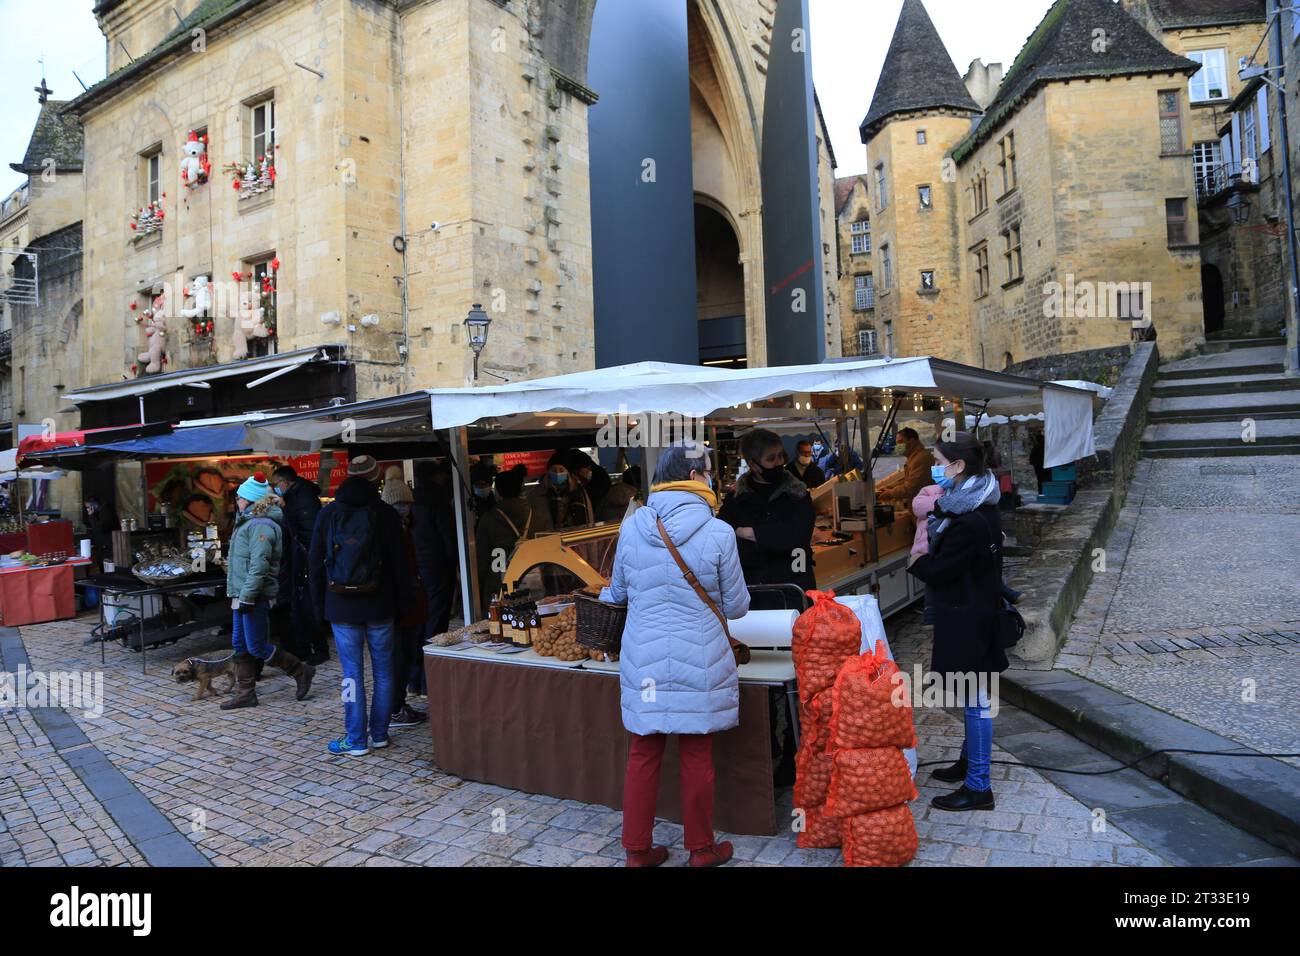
top-left (1001, 668), bottom-right (1300, 858)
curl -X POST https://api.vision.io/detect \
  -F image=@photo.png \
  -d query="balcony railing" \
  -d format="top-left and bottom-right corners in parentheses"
top-left (0, 328), bottom-right (11, 360)
top-left (1196, 161), bottom-right (1258, 202)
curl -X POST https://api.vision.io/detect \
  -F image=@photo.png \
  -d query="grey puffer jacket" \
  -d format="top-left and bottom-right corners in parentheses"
top-left (600, 489), bottom-right (750, 735)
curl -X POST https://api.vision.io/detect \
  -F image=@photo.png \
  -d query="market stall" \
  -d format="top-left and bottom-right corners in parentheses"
top-left (236, 355), bottom-right (1096, 834)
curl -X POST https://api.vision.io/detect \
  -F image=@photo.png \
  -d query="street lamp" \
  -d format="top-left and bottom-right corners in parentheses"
top-left (464, 303), bottom-right (491, 383)
top-left (1227, 191), bottom-right (1252, 225)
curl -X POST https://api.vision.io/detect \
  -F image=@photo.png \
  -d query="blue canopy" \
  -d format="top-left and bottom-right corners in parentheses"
top-left (94, 424), bottom-right (253, 457)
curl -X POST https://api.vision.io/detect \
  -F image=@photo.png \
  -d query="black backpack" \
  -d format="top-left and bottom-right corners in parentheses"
top-left (972, 508), bottom-right (1026, 650)
top-left (324, 503), bottom-right (382, 595)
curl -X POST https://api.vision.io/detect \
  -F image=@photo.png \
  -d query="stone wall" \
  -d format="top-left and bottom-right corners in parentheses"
top-left (1008, 342), bottom-right (1160, 665)
top-left (1006, 343), bottom-right (1134, 389)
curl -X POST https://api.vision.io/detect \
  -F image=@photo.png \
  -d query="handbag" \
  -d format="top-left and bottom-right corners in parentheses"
top-left (972, 509), bottom-right (1026, 650)
top-left (655, 516), bottom-right (751, 666)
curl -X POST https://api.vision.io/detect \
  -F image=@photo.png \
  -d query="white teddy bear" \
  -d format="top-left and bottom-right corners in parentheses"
top-left (179, 131), bottom-right (209, 188)
top-left (180, 275), bottom-right (211, 318)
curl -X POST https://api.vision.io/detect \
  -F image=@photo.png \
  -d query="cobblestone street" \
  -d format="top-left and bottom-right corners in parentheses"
top-left (1, 606), bottom-right (1174, 868)
top-left (1057, 456), bottom-right (1300, 769)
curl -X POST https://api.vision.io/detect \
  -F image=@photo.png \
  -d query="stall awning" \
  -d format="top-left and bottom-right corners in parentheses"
top-left (62, 347), bottom-right (338, 404)
top-left (241, 356), bottom-right (1097, 469)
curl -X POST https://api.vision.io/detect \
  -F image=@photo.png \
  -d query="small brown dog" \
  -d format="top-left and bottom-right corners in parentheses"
top-left (172, 654), bottom-right (236, 700)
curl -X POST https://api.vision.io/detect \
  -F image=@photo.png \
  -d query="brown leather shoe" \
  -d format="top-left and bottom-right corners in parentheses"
top-left (268, 647), bottom-right (315, 701)
top-left (689, 841), bottom-right (734, 868)
top-left (625, 845), bottom-right (669, 868)
top-left (219, 654), bottom-right (258, 710)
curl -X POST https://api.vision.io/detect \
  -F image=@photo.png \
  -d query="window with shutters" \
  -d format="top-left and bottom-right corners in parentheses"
top-left (1258, 86), bottom-right (1271, 152)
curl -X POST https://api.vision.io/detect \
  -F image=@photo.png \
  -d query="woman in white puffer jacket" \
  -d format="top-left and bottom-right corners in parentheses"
top-left (600, 442), bottom-right (750, 868)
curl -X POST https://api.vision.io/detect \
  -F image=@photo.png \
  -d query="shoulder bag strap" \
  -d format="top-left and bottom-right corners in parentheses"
top-left (496, 508), bottom-right (523, 541)
top-left (656, 516), bottom-right (738, 644)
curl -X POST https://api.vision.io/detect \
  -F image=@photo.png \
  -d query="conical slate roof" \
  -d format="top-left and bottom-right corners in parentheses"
top-left (859, 0), bottom-right (979, 144)
top-left (9, 100), bottom-right (83, 175)
top-left (951, 0), bottom-right (1198, 162)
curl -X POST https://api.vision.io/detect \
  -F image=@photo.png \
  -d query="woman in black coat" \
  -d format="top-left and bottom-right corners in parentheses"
top-left (907, 432), bottom-right (1006, 812)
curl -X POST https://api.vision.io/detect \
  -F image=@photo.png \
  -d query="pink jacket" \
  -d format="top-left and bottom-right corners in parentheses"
top-left (910, 484), bottom-right (944, 559)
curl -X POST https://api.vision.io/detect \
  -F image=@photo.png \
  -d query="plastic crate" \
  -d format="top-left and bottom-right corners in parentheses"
top-left (1042, 480), bottom-right (1076, 499)
top-left (1050, 464), bottom-right (1077, 482)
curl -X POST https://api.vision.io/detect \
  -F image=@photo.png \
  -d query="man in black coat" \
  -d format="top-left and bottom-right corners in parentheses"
top-left (719, 429), bottom-right (817, 609)
top-left (786, 439), bottom-right (827, 489)
top-left (412, 460), bottom-right (458, 644)
top-left (272, 465), bottom-right (328, 662)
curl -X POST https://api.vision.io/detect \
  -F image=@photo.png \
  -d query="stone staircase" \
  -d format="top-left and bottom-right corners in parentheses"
top-left (1142, 336), bottom-right (1300, 458)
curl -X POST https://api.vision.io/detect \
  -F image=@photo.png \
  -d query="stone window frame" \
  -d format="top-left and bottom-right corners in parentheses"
top-left (973, 243), bottom-right (990, 299)
top-left (916, 129), bottom-right (927, 145)
top-left (850, 218), bottom-right (871, 255)
top-left (997, 132), bottom-right (1017, 197)
top-left (142, 147), bottom-right (162, 206)
top-left (1165, 197), bottom-right (1191, 247)
top-left (917, 184), bottom-right (933, 211)
top-left (1002, 224), bottom-right (1023, 285)
top-left (854, 273), bottom-right (875, 311)
top-left (241, 252), bottom-right (280, 359)
top-left (874, 162), bottom-right (888, 211)
top-left (969, 169), bottom-right (990, 220)
top-left (857, 327), bottom-right (878, 356)
top-left (880, 241), bottom-right (893, 291)
top-left (918, 269), bottom-right (937, 294)
top-left (246, 93), bottom-right (277, 164)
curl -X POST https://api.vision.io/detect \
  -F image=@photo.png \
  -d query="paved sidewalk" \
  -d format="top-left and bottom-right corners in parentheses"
top-left (0, 604), bottom-right (1183, 868)
top-left (1058, 456), bottom-right (1300, 769)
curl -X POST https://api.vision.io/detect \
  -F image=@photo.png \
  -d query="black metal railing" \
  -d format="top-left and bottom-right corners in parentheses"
top-left (1196, 161), bottom-right (1259, 201)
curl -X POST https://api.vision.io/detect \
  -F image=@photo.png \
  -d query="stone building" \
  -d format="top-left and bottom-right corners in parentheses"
top-left (855, 0), bottom-right (1207, 376)
top-left (1122, 0), bottom-right (1285, 342)
top-left (1269, 0), bottom-right (1300, 373)
top-left (4, 82), bottom-right (87, 514)
top-left (0, 182), bottom-right (30, 449)
top-left (832, 173), bottom-right (875, 356)
top-left (61, 0), bottom-right (839, 430)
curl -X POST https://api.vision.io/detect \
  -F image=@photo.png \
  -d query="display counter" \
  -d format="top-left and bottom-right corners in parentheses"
top-left (423, 644), bottom-right (797, 836)
top-left (0, 558), bottom-right (91, 627)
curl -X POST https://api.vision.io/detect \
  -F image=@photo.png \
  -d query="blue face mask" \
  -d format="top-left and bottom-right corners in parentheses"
top-left (931, 464), bottom-right (956, 490)
top-left (812, 444), bottom-right (824, 456)
top-left (473, 487), bottom-right (492, 498)
top-left (550, 472), bottom-right (569, 488)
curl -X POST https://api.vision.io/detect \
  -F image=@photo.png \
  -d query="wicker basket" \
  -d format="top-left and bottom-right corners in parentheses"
top-left (573, 589), bottom-right (626, 655)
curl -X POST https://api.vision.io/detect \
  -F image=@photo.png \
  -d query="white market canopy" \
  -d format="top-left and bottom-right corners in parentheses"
top-left (243, 357), bottom-right (1097, 469)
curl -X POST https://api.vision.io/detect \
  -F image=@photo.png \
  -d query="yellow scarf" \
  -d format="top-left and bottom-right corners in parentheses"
top-left (650, 480), bottom-right (719, 512)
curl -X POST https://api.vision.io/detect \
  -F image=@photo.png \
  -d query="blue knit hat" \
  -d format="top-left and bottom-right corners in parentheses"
top-left (237, 471), bottom-right (271, 503)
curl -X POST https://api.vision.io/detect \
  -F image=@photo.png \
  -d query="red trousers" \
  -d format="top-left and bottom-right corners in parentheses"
top-left (622, 732), bottom-right (715, 852)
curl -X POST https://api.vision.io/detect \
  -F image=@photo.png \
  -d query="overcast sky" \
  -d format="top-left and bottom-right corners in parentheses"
top-left (0, 0), bottom-right (1056, 197)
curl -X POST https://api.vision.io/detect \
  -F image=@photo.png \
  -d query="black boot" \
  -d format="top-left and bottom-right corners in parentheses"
top-left (268, 646), bottom-right (315, 701)
top-left (930, 757), bottom-right (968, 783)
top-left (931, 785), bottom-right (995, 812)
top-left (252, 656), bottom-right (266, 682)
top-left (219, 653), bottom-right (258, 710)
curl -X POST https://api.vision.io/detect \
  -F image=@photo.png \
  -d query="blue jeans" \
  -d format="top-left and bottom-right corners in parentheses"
top-left (332, 621), bottom-right (396, 745)
top-left (959, 685), bottom-right (994, 792)
top-left (232, 603), bottom-right (275, 661)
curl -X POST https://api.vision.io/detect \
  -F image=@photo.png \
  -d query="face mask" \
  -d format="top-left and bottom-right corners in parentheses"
top-left (757, 464), bottom-right (786, 484)
top-left (931, 464), bottom-right (956, 490)
top-left (812, 444), bottom-right (824, 456)
top-left (473, 487), bottom-right (492, 499)
top-left (550, 472), bottom-right (569, 488)
top-left (696, 473), bottom-right (713, 490)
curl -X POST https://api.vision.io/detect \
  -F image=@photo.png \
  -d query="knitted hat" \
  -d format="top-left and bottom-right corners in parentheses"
top-left (382, 476), bottom-right (414, 505)
top-left (348, 455), bottom-right (380, 481)
top-left (494, 464), bottom-right (527, 499)
top-left (237, 471), bottom-right (271, 503)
